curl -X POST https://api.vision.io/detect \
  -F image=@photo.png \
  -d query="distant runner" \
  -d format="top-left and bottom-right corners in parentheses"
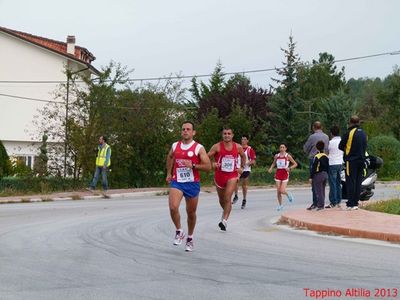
top-left (232, 135), bottom-right (256, 209)
top-left (268, 144), bottom-right (298, 211)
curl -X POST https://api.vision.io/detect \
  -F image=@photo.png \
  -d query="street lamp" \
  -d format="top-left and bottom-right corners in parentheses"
top-left (64, 67), bottom-right (90, 178)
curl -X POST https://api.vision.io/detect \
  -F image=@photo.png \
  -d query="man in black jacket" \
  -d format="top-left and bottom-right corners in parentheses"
top-left (339, 116), bottom-right (367, 210)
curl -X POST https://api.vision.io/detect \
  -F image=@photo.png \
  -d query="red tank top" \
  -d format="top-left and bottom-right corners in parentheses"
top-left (173, 141), bottom-right (200, 183)
top-left (214, 142), bottom-right (238, 176)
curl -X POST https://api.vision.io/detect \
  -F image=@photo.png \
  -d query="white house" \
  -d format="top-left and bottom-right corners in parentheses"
top-left (0, 26), bottom-right (99, 169)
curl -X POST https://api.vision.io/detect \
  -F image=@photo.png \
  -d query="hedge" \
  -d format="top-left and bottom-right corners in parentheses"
top-left (1, 168), bottom-right (310, 195)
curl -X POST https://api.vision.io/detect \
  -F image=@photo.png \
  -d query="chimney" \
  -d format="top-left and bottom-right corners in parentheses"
top-left (66, 35), bottom-right (76, 55)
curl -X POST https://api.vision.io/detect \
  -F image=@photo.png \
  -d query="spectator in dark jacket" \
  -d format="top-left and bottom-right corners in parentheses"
top-left (307, 141), bottom-right (329, 211)
top-left (339, 115), bottom-right (367, 210)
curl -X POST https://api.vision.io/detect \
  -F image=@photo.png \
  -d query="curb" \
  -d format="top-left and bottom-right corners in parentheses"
top-left (0, 190), bottom-right (168, 204)
top-left (280, 209), bottom-right (400, 243)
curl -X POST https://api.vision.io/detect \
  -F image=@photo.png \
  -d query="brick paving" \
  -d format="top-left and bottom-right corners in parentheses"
top-left (281, 207), bottom-right (400, 242)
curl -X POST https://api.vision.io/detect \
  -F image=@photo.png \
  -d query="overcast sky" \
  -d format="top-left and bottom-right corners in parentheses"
top-left (1, 0), bottom-right (400, 89)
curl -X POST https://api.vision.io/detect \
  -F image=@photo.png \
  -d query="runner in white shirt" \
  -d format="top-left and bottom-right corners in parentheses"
top-left (232, 135), bottom-right (256, 209)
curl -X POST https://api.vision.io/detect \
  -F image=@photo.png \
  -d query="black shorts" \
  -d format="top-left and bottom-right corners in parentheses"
top-left (240, 171), bottom-right (251, 179)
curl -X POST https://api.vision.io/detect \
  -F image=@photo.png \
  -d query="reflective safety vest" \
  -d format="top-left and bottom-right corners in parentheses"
top-left (96, 144), bottom-right (111, 167)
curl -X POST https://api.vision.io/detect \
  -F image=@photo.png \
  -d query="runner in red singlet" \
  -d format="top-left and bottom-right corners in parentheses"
top-left (166, 121), bottom-right (211, 252)
top-left (208, 127), bottom-right (246, 231)
top-left (267, 144), bottom-right (298, 211)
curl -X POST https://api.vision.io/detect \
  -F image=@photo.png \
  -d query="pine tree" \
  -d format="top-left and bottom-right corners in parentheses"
top-left (271, 34), bottom-right (307, 161)
top-left (35, 132), bottom-right (49, 177)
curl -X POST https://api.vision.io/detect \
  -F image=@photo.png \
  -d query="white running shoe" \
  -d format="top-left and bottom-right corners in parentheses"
top-left (185, 238), bottom-right (194, 252)
top-left (173, 230), bottom-right (185, 245)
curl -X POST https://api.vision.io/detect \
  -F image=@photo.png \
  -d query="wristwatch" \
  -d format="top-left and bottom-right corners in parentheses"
top-left (192, 163), bottom-right (196, 169)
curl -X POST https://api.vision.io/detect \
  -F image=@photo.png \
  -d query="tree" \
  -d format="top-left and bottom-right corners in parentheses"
top-left (270, 34), bottom-right (307, 161)
top-left (317, 89), bottom-right (355, 134)
top-left (347, 77), bottom-right (384, 138)
top-left (297, 52), bottom-right (347, 131)
top-left (298, 52), bottom-right (346, 100)
top-left (34, 132), bottom-right (49, 177)
top-left (0, 140), bottom-right (10, 178)
top-left (377, 67), bottom-right (400, 139)
top-left (107, 86), bottom-right (184, 187)
top-left (190, 63), bottom-right (272, 162)
top-left (195, 108), bottom-right (222, 151)
top-left (37, 61), bottom-right (132, 178)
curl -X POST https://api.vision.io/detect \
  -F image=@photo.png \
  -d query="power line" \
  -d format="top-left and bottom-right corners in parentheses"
top-left (1, 49), bottom-right (399, 104)
top-left (0, 49), bottom-right (399, 84)
top-left (0, 92), bottom-right (196, 110)
top-left (0, 93), bottom-right (62, 104)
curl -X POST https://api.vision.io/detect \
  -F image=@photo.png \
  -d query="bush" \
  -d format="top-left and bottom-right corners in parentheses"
top-left (368, 135), bottom-right (400, 180)
top-left (10, 159), bottom-right (33, 177)
top-left (199, 168), bottom-right (309, 186)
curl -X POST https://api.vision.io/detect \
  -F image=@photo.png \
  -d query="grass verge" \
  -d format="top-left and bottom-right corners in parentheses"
top-left (363, 199), bottom-right (400, 215)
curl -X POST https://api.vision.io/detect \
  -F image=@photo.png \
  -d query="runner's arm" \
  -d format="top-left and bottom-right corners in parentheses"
top-left (248, 148), bottom-right (256, 166)
top-left (194, 147), bottom-right (212, 172)
top-left (268, 156), bottom-right (277, 173)
top-left (207, 143), bottom-right (220, 169)
top-left (237, 144), bottom-right (246, 172)
top-left (287, 154), bottom-right (298, 171)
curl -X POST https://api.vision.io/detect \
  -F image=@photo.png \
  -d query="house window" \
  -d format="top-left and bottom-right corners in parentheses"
top-left (14, 155), bottom-right (35, 169)
top-left (27, 156), bottom-right (32, 168)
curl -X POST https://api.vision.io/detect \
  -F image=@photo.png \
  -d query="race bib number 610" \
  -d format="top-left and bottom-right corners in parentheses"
top-left (176, 167), bottom-right (194, 183)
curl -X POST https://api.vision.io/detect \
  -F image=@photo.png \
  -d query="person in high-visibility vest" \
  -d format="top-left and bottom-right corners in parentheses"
top-left (88, 135), bottom-right (111, 194)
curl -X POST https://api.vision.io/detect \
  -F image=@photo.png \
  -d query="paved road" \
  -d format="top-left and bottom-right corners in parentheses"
top-left (0, 185), bottom-right (399, 300)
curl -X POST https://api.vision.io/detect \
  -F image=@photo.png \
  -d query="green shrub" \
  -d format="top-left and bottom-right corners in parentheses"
top-left (10, 159), bottom-right (33, 177)
top-left (199, 167), bottom-right (309, 187)
top-left (368, 135), bottom-right (400, 180)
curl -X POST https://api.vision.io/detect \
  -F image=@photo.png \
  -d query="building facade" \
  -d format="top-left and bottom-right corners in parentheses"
top-left (0, 26), bottom-right (99, 170)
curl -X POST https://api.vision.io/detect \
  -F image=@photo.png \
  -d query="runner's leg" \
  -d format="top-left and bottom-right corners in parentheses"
top-left (185, 196), bottom-right (199, 236)
top-left (169, 188), bottom-right (184, 230)
top-left (242, 177), bottom-right (249, 200)
top-left (223, 178), bottom-right (237, 220)
top-left (276, 181), bottom-right (282, 205)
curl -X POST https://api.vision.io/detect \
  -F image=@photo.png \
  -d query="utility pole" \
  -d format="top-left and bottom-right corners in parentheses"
top-left (63, 67), bottom-right (90, 178)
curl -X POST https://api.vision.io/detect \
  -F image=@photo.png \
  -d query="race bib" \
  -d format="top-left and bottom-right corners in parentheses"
top-left (276, 158), bottom-right (287, 169)
top-left (221, 157), bottom-right (235, 172)
top-left (176, 167), bottom-right (194, 183)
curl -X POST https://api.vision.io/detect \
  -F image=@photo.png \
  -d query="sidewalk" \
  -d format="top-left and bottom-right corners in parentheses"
top-left (280, 207), bottom-right (400, 243)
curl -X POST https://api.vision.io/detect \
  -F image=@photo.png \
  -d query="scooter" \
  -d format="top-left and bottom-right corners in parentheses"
top-left (341, 155), bottom-right (383, 201)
